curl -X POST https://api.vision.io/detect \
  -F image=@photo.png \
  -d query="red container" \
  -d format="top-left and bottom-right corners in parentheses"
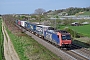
top-left (18, 20), bottom-right (21, 25)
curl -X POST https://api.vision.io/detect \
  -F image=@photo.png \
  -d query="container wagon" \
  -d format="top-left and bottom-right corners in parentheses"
top-left (20, 21), bottom-right (27, 27)
top-left (35, 25), bottom-right (55, 38)
top-left (25, 22), bottom-right (38, 34)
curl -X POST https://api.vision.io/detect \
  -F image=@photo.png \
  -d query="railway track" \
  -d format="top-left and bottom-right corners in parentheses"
top-left (65, 50), bottom-right (88, 60)
top-left (17, 24), bottom-right (90, 60)
top-left (68, 44), bottom-right (90, 60)
top-left (79, 48), bottom-right (90, 57)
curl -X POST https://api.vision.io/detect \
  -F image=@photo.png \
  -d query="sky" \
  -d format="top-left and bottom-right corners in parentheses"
top-left (0, 0), bottom-right (90, 14)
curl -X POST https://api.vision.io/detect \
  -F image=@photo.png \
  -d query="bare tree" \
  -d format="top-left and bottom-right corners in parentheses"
top-left (34, 8), bottom-right (46, 14)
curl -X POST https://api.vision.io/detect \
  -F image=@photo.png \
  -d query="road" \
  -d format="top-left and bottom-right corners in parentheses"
top-left (2, 22), bottom-right (20, 60)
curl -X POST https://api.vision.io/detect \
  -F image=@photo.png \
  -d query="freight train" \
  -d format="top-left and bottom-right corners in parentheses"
top-left (15, 20), bottom-right (72, 47)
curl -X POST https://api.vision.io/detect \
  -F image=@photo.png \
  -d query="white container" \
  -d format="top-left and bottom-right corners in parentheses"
top-left (36, 25), bottom-right (51, 36)
top-left (21, 21), bottom-right (27, 27)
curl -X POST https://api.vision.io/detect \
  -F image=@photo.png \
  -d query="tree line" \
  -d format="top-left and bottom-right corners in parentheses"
top-left (46, 7), bottom-right (90, 15)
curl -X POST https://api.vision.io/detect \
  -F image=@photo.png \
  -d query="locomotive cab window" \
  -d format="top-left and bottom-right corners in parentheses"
top-left (61, 35), bottom-right (71, 40)
top-left (57, 35), bottom-right (59, 38)
top-left (48, 27), bottom-right (55, 30)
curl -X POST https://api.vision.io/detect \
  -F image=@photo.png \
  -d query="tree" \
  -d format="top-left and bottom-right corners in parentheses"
top-left (34, 8), bottom-right (46, 14)
top-left (20, 16), bottom-right (28, 20)
top-left (31, 15), bottom-right (36, 18)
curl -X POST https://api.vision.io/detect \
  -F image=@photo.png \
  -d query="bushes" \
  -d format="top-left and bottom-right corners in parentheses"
top-left (0, 19), bottom-right (2, 60)
top-left (64, 28), bottom-right (83, 38)
top-left (0, 19), bottom-right (4, 60)
top-left (87, 40), bottom-right (90, 46)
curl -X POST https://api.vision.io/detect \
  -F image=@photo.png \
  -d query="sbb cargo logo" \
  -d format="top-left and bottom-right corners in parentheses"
top-left (46, 32), bottom-right (52, 40)
top-left (36, 27), bottom-right (43, 32)
top-left (30, 25), bottom-right (33, 29)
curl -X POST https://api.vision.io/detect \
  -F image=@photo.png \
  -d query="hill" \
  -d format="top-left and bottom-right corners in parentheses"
top-left (46, 7), bottom-right (90, 16)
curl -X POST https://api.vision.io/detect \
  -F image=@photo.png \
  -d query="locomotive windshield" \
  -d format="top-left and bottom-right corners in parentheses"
top-left (48, 27), bottom-right (55, 30)
top-left (61, 35), bottom-right (71, 40)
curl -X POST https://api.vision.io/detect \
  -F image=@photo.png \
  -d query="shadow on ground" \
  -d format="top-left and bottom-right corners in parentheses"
top-left (70, 40), bottom-right (90, 50)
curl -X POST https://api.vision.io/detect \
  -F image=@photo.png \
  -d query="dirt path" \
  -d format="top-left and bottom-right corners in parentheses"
top-left (2, 22), bottom-right (20, 60)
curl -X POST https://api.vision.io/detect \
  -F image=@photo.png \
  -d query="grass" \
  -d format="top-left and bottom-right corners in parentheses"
top-left (0, 17), bottom-right (2, 60)
top-left (75, 11), bottom-right (90, 16)
top-left (79, 11), bottom-right (90, 15)
top-left (60, 24), bottom-right (90, 37)
top-left (73, 38), bottom-right (90, 50)
top-left (0, 18), bottom-right (4, 60)
top-left (6, 27), bottom-right (61, 60)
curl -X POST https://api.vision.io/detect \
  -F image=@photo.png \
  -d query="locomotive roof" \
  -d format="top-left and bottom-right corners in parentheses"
top-left (46, 30), bottom-right (70, 35)
top-left (37, 25), bottom-right (51, 27)
top-left (55, 30), bottom-right (68, 33)
top-left (57, 30), bottom-right (71, 35)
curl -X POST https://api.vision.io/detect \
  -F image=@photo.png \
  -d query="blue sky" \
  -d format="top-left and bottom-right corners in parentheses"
top-left (0, 0), bottom-right (90, 14)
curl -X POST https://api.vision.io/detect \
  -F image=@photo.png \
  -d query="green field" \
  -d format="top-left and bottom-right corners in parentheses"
top-left (6, 27), bottom-right (61, 60)
top-left (80, 11), bottom-right (90, 15)
top-left (61, 24), bottom-right (90, 37)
